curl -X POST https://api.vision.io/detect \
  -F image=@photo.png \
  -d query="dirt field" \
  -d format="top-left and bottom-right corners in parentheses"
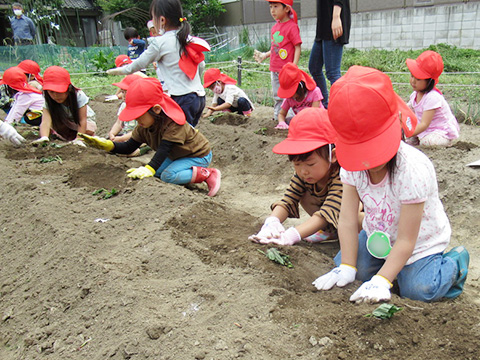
top-left (0, 97), bottom-right (479, 360)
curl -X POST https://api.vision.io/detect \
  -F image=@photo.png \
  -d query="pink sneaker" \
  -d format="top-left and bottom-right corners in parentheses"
top-left (304, 230), bottom-right (337, 243)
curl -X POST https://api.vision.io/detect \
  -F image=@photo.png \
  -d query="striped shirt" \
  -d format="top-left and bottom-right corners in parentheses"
top-left (271, 167), bottom-right (342, 232)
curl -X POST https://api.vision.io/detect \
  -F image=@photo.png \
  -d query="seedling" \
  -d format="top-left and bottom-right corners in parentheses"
top-left (254, 127), bottom-right (268, 135)
top-left (39, 155), bottom-right (63, 164)
top-left (365, 303), bottom-right (402, 319)
top-left (92, 188), bottom-right (119, 200)
top-left (258, 248), bottom-right (293, 268)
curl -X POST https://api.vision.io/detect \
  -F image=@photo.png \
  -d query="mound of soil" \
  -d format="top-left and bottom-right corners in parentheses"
top-left (0, 97), bottom-right (479, 359)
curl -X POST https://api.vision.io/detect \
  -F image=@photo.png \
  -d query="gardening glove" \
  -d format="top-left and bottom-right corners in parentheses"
top-left (312, 264), bottom-right (357, 290)
top-left (106, 68), bottom-right (124, 76)
top-left (126, 165), bottom-right (155, 179)
top-left (255, 227), bottom-right (301, 246)
top-left (78, 133), bottom-right (114, 152)
top-left (0, 121), bottom-right (25, 146)
top-left (249, 216), bottom-right (285, 242)
top-left (253, 50), bottom-right (266, 63)
top-left (349, 275), bottom-right (392, 304)
top-left (70, 138), bottom-right (86, 147)
top-left (274, 122), bottom-right (289, 130)
top-left (32, 136), bottom-right (50, 146)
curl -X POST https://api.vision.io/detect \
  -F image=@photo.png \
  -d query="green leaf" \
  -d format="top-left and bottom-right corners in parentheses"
top-left (259, 247), bottom-right (293, 268)
top-left (365, 304), bottom-right (402, 319)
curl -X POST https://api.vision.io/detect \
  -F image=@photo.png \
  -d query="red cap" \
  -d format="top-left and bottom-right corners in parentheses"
top-left (0, 66), bottom-right (41, 94)
top-left (272, 107), bottom-right (336, 155)
top-left (278, 63), bottom-right (316, 98)
top-left (112, 74), bottom-right (143, 90)
top-left (17, 60), bottom-right (43, 84)
top-left (406, 50), bottom-right (444, 85)
top-left (266, 0), bottom-right (297, 23)
top-left (42, 66), bottom-right (73, 93)
top-left (203, 68), bottom-right (237, 88)
top-left (115, 55), bottom-right (133, 68)
top-left (328, 66), bottom-right (417, 171)
top-left (119, 77), bottom-right (186, 124)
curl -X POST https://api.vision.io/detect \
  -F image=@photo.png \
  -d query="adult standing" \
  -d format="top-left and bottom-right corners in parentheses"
top-left (10, 3), bottom-right (36, 46)
top-left (308, 0), bottom-right (350, 108)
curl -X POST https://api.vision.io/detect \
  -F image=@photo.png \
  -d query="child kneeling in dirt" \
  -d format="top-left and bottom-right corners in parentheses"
top-left (249, 107), bottom-right (344, 245)
top-left (80, 77), bottom-right (221, 197)
top-left (203, 68), bottom-right (254, 117)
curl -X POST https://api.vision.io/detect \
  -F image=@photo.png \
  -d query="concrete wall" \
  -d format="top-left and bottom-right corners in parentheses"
top-left (220, 2), bottom-right (480, 50)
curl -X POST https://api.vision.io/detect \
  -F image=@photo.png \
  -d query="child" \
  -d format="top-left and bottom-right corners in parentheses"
top-left (203, 68), bottom-right (254, 117)
top-left (107, 0), bottom-right (210, 128)
top-left (115, 54), bottom-right (132, 68)
top-left (405, 50), bottom-right (459, 146)
top-left (124, 27), bottom-right (146, 61)
top-left (0, 66), bottom-right (44, 126)
top-left (276, 62), bottom-right (323, 129)
top-left (18, 59), bottom-right (43, 91)
top-left (313, 65), bottom-right (469, 303)
top-left (80, 77), bottom-right (221, 197)
top-left (249, 107), bottom-right (342, 245)
top-left (253, 0), bottom-right (301, 122)
top-left (33, 66), bottom-right (97, 145)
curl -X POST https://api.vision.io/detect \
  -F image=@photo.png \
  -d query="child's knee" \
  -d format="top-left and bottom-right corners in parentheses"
top-left (399, 280), bottom-right (440, 302)
top-left (160, 170), bottom-right (176, 183)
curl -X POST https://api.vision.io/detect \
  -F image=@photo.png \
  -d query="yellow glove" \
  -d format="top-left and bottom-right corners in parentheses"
top-left (126, 165), bottom-right (155, 179)
top-left (78, 133), bottom-right (114, 152)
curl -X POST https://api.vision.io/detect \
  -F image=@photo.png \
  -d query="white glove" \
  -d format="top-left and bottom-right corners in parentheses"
top-left (312, 264), bottom-right (357, 290)
top-left (274, 122), bottom-right (289, 130)
top-left (126, 165), bottom-right (155, 179)
top-left (70, 138), bottom-right (86, 147)
top-left (0, 121), bottom-right (25, 146)
top-left (349, 275), bottom-right (392, 304)
top-left (253, 227), bottom-right (301, 246)
top-left (249, 216), bottom-right (286, 242)
top-left (32, 136), bottom-right (50, 146)
top-left (106, 68), bottom-right (124, 76)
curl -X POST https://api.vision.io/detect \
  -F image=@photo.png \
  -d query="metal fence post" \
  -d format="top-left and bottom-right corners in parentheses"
top-left (237, 56), bottom-right (242, 87)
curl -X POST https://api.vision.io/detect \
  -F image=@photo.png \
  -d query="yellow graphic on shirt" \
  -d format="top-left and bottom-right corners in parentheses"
top-left (279, 49), bottom-right (288, 60)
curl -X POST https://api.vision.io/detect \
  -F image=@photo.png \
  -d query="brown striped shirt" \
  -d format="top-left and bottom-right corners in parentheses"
top-left (271, 167), bottom-right (342, 232)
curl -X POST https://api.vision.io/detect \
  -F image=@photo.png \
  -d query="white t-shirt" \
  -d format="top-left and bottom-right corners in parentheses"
top-left (341, 142), bottom-right (450, 265)
top-left (121, 31), bottom-right (205, 97)
top-left (213, 84), bottom-right (254, 109)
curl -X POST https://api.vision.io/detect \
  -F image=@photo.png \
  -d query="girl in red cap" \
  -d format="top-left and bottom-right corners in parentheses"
top-left (80, 77), bottom-right (221, 197)
top-left (249, 107), bottom-right (347, 245)
top-left (106, 0), bottom-right (210, 128)
top-left (276, 62), bottom-right (324, 129)
top-left (254, 0), bottom-right (301, 122)
top-left (17, 59), bottom-right (43, 91)
top-left (202, 68), bottom-right (254, 117)
top-left (33, 66), bottom-right (97, 145)
top-left (405, 50), bottom-right (459, 146)
top-left (313, 65), bottom-right (468, 303)
top-left (0, 66), bottom-right (44, 126)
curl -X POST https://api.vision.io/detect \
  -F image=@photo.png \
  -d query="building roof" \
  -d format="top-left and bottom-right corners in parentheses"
top-left (62, 0), bottom-right (95, 10)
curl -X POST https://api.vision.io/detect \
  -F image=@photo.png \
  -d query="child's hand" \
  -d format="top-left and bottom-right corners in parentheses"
top-left (32, 136), bottom-right (49, 146)
top-left (274, 122), bottom-right (289, 130)
top-left (78, 133), bottom-right (114, 152)
top-left (349, 275), bottom-right (392, 304)
top-left (0, 121), bottom-right (25, 146)
top-left (312, 264), bottom-right (357, 290)
top-left (254, 50), bottom-right (267, 63)
top-left (249, 216), bottom-right (285, 243)
top-left (252, 227), bottom-right (301, 246)
top-left (126, 165), bottom-right (155, 179)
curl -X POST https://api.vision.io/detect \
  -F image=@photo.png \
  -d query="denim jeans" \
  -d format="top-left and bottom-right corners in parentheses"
top-left (217, 97), bottom-right (252, 114)
top-left (334, 230), bottom-right (458, 302)
top-left (155, 151), bottom-right (212, 184)
top-left (171, 93), bottom-right (206, 127)
top-left (308, 40), bottom-right (344, 108)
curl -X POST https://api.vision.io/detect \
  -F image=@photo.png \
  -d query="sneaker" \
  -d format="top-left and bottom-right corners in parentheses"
top-left (443, 246), bottom-right (469, 299)
top-left (205, 168), bottom-right (221, 197)
top-left (304, 230), bottom-right (337, 243)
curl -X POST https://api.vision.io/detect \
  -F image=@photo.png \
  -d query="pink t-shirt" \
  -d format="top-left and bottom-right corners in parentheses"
top-left (269, 19), bottom-right (302, 72)
top-left (341, 142), bottom-right (450, 265)
top-left (5, 91), bottom-right (44, 124)
top-left (408, 90), bottom-right (459, 140)
top-left (281, 87), bottom-right (323, 114)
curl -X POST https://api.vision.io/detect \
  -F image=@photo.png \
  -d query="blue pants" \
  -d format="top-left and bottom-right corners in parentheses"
top-left (308, 40), bottom-right (344, 108)
top-left (217, 97), bottom-right (252, 114)
top-left (155, 151), bottom-right (212, 184)
top-left (334, 230), bottom-right (458, 302)
top-left (171, 93), bottom-right (206, 128)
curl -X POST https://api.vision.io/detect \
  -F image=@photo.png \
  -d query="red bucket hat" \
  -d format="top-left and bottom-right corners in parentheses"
top-left (203, 68), bottom-right (237, 88)
top-left (278, 62), bottom-right (316, 99)
top-left (272, 107), bottom-right (336, 155)
top-left (406, 50), bottom-right (444, 85)
top-left (328, 66), bottom-right (417, 171)
top-left (115, 55), bottom-right (133, 68)
top-left (18, 60), bottom-right (43, 84)
top-left (112, 74), bottom-right (143, 90)
top-left (119, 77), bottom-right (186, 124)
top-left (42, 66), bottom-right (74, 93)
top-left (0, 66), bottom-right (41, 94)
top-left (266, 0), bottom-right (297, 23)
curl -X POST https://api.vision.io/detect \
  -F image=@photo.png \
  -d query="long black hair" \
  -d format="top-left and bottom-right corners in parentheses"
top-left (44, 85), bottom-right (80, 140)
top-left (150, 0), bottom-right (190, 58)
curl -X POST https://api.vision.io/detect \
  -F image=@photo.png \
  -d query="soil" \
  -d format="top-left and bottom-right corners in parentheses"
top-left (0, 97), bottom-right (480, 360)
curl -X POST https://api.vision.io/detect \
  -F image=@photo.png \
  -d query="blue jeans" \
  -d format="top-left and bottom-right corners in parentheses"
top-left (334, 230), bottom-right (458, 302)
top-left (171, 93), bottom-right (206, 127)
top-left (155, 151), bottom-right (212, 184)
top-left (217, 97), bottom-right (252, 114)
top-left (308, 40), bottom-right (344, 108)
